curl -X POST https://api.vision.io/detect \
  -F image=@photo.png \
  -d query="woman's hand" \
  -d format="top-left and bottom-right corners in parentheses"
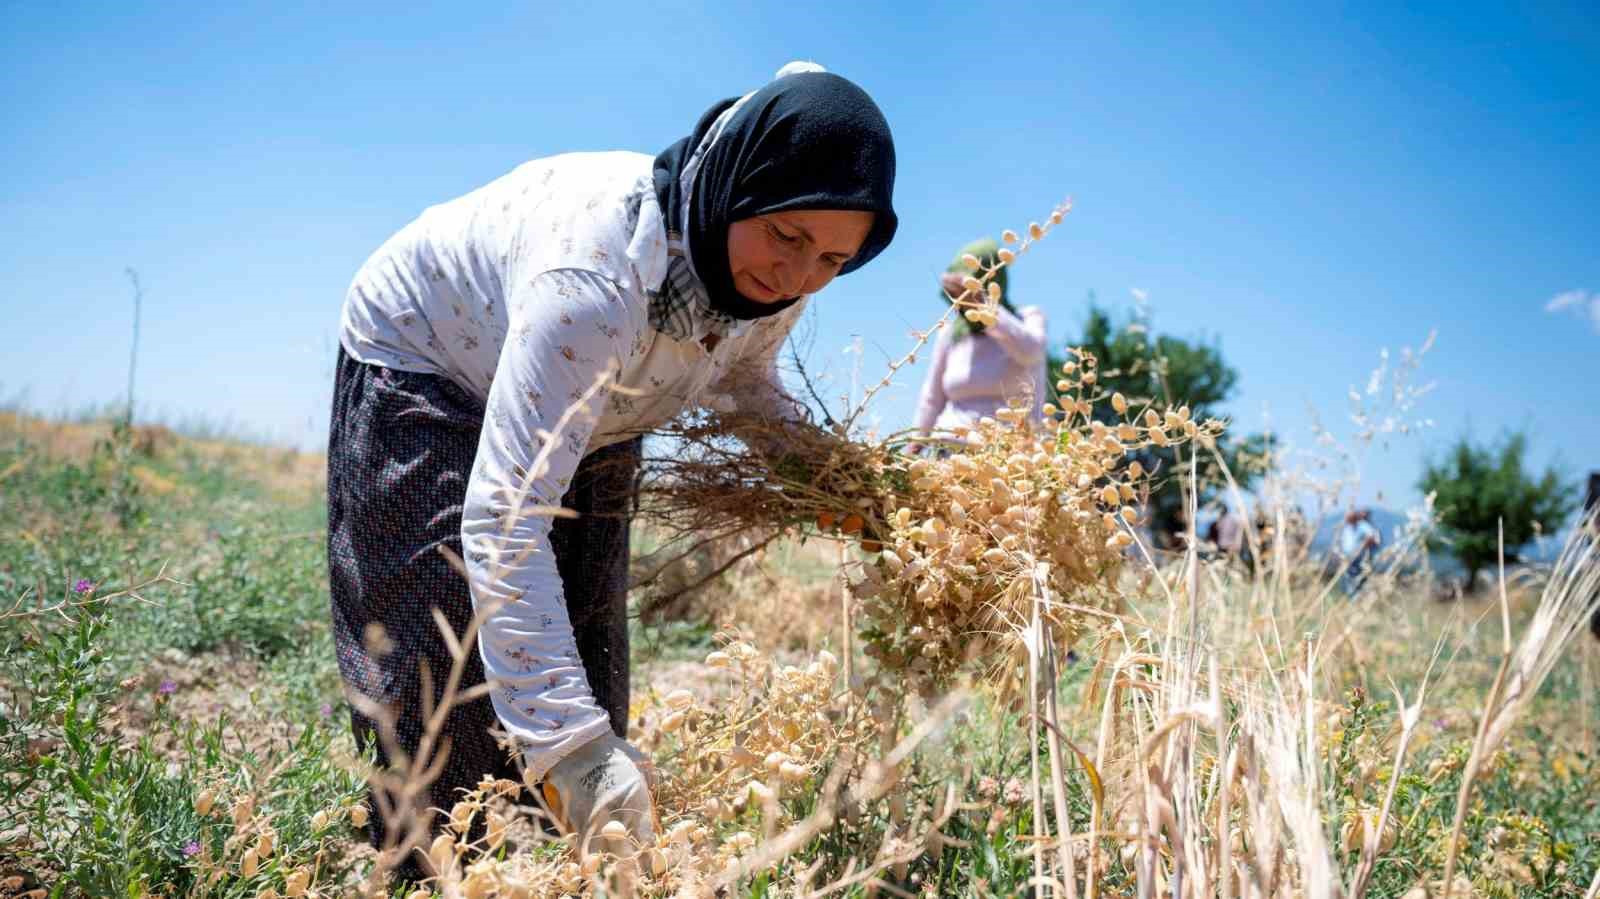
top-left (542, 732), bottom-right (656, 853)
top-left (939, 271), bottom-right (969, 300)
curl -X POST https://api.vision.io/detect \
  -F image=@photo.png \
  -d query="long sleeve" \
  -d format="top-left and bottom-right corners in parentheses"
top-left (460, 268), bottom-right (644, 783)
top-left (912, 326), bottom-right (952, 433)
top-left (984, 305), bottom-right (1048, 368)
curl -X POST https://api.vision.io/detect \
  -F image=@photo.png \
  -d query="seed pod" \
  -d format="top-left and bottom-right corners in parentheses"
top-left (982, 548), bottom-right (1009, 566)
top-left (961, 275), bottom-right (982, 291)
top-left (997, 248), bottom-right (1016, 263)
top-left (706, 650), bottom-right (733, 668)
top-left (664, 688), bottom-right (695, 710)
top-left (449, 800), bottom-right (476, 834)
top-left (660, 710), bottom-right (687, 732)
top-left (1111, 392), bottom-right (1128, 414)
top-left (1002, 228), bottom-right (1019, 243)
top-left (816, 510), bottom-right (835, 530)
top-left (1056, 379), bottom-right (1072, 393)
top-left (840, 513), bottom-right (865, 535)
top-left (1082, 371), bottom-right (1097, 385)
top-left (194, 789), bottom-right (216, 816)
top-left (240, 849), bottom-right (259, 878)
top-left (255, 829), bottom-right (275, 857)
top-left (1076, 474), bottom-right (1092, 489)
top-left (961, 253), bottom-right (982, 270)
top-left (780, 761), bottom-right (808, 782)
top-left (231, 796), bottom-right (254, 827)
top-left (429, 834), bottom-right (456, 873)
top-left (1051, 208), bottom-right (1065, 224)
top-left (1117, 424), bottom-right (1138, 442)
top-left (1127, 460), bottom-right (1145, 478)
top-left (1099, 485), bottom-right (1119, 506)
top-left (600, 820), bottom-right (629, 841)
top-left (1028, 222), bottom-right (1043, 239)
top-left (310, 810), bottom-right (329, 830)
top-left (485, 811), bottom-right (507, 851)
top-left (764, 751), bottom-right (789, 772)
top-left (1150, 427), bottom-right (1169, 446)
top-left (987, 281), bottom-right (1002, 302)
top-left (818, 650), bottom-right (838, 673)
top-left (1144, 409), bottom-right (1161, 427)
top-left (1120, 506), bottom-right (1138, 525)
top-left (949, 500), bottom-right (967, 525)
top-left (349, 805), bottom-right (369, 828)
top-left (964, 309), bottom-right (982, 323)
top-left (1119, 483), bottom-right (1135, 501)
top-left (1165, 411), bottom-right (1183, 430)
top-left (284, 869), bottom-right (310, 898)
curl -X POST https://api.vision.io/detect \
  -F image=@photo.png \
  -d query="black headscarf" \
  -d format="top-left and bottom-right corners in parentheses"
top-left (653, 71), bottom-right (898, 321)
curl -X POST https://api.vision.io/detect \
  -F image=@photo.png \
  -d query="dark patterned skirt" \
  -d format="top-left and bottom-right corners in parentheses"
top-left (326, 347), bottom-right (637, 873)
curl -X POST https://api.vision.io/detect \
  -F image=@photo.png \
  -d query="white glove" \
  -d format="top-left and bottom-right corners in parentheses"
top-left (542, 732), bottom-right (656, 851)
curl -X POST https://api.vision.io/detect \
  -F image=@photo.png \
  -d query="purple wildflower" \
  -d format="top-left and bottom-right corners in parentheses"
top-left (73, 579), bottom-right (95, 595)
top-left (320, 703), bottom-right (334, 719)
top-left (158, 680), bottom-right (177, 696)
top-left (183, 840), bottom-right (201, 857)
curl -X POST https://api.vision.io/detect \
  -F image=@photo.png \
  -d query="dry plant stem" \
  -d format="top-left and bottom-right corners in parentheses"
top-left (1041, 623), bottom-right (1079, 899)
top-left (1346, 680), bottom-right (1427, 898)
top-left (1028, 598), bottom-right (1048, 895)
top-left (4, 563), bottom-right (180, 621)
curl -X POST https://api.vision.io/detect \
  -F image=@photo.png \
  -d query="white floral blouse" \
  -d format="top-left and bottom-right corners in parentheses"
top-left (340, 150), bottom-right (804, 780)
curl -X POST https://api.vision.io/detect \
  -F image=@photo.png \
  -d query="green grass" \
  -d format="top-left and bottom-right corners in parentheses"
top-left (1, 414), bottom-right (1597, 897)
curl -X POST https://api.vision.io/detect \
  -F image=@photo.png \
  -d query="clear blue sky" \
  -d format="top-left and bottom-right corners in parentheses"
top-left (2, 2), bottom-right (1595, 512)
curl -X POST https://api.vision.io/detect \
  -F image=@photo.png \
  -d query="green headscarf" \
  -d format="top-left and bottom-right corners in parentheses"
top-left (941, 237), bottom-right (1017, 341)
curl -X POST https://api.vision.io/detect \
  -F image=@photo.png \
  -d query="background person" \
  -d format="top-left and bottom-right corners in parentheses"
top-left (1335, 508), bottom-right (1383, 595)
top-left (911, 238), bottom-right (1048, 448)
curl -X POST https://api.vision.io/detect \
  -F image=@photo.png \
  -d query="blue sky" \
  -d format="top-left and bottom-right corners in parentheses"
top-left (2, 2), bottom-right (1595, 513)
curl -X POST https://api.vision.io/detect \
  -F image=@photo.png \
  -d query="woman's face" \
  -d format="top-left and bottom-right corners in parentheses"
top-left (726, 210), bottom-right (875, 303)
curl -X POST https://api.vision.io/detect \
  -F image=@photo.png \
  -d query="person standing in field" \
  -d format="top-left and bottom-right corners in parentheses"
top-left (326, 63), bottom-right (897, 880)
top-left (1207, 505), bottom-right (1246, 558)
top-left (911, 238), bottom-right (1048, 448)
top-left (1335, 508), bottom-right (1382, 595)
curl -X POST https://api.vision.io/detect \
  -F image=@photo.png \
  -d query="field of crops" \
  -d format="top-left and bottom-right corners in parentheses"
top-left (2, 403), bottom-right (1598, 898)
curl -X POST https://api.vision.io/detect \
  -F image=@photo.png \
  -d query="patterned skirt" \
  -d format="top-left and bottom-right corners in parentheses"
top-left (325, 347), bottom-right (638, 871)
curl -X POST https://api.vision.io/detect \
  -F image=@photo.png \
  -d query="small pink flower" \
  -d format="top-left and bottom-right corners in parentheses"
top-left (73, 579), bottom-right (95, 595)
top-left (1002, 777), bottom-right (1027, 805)
top-left (320, 703), bottom-right (334, 718)
top-left (977, 776), bottom-right (1000, 801)
top-left (158, 680), bottom-right (177, 696)
top-left (183, 840), bottom-right (201, 857)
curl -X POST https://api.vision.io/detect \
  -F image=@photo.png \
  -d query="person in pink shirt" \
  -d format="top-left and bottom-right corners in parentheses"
top-left (912, 238), bottom-right (1049, 447)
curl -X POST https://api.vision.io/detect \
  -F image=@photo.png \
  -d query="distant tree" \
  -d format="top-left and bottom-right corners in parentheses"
top-left (1050, 297), bottom-right (1271, 545)
top-left (1418, 431), bottom-right (1572, 591)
